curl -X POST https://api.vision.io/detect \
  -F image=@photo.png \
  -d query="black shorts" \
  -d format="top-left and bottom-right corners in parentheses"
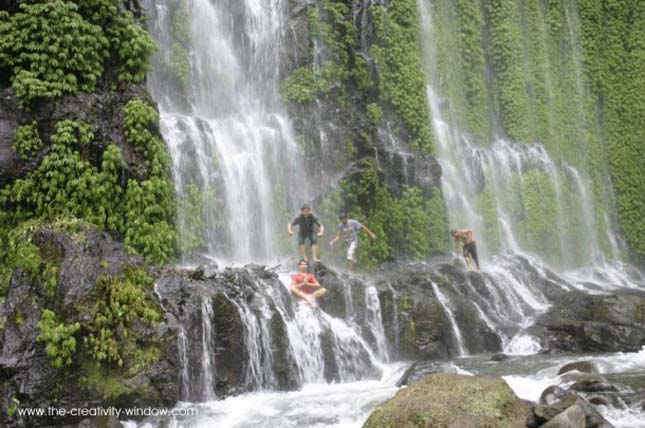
top-left (463, 241), bottom-right (480, 269)
top-left (298, 231), bottom-right (317, 246)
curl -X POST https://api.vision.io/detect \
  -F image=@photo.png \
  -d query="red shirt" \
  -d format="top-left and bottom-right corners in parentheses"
top-left (293, 273), bottom-right (318, 294)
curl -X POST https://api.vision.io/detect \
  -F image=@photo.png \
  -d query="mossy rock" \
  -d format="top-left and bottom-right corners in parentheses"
top-left (363, 373), bottom-right (528, 428)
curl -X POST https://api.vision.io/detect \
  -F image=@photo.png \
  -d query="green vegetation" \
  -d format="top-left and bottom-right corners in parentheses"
top-left (371, 0), bottom-right (434, 152)
top-left (1, 100), bottom-right (176, 266)
top-left (366, 103), bottom-right (383, 126)
top-left (281, 67), bottom-right (330, 104)
top-left (430, 0), bottom-right (490, 144)
top-left (36, 309), bottom-right (81, 369)
top-left (577, 0), bottom-right (645, 262)
top-left (12, 122), bottom-right (42, 158)
top-left (123, 99), bottom-right (176, 264)
top-left (85, 266), bottom-right (161, 366)
top-left (0, 0), bottom-right (153, 106)
top-left (338, 161), bottom-right (449, 266)
top-left (281, 0), bottom-right (357, 103)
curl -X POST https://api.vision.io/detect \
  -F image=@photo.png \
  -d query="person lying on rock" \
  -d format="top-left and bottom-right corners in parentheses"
top-left (291, 259), bottom-right (327, 307)
top-left (451, 228), bottom-right (480, 270)
top-left (329, 212), bottom-right (377, 272)
top-left (288, 204), bottom-right (324, 262)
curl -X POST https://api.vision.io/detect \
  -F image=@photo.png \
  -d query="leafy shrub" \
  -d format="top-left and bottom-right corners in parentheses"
top-left (85, 266), bottom-right (160, 366)
top-left (37, 309), bottom-right (80, 368)
top-left (0, 1), bottom-right (109, 104)
top-left (12, 122), bottom-right (42, 158)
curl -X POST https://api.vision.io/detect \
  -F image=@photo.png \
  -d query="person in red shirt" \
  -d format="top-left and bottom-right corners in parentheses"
top-left (291, 259), bottom-right (327, 306)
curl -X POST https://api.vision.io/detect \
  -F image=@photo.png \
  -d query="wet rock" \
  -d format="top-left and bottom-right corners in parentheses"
top-left (363, 373), bottom-right (529, 428)
top-left (540, 385), bottom-right (568, 406)
top-left (531, 289), bottom-right (645, 353)
top-left (541, 404), bottom-right (586, 428)
top-left (587, 395), bottom-right (612, 407)
top-left (189, 265), bottom-right (205, 280)
top-left (491, 352), bottom-right (511, 361)
top-left (0, 226), bottom-right (178, 428)
top-left (569, 377), bottom-right (618, 394)
top-left (558, 361), bottom-right (597, 375)
top-left (395, 361), bottom-right (452, 387)
top-left (77, 416), bottom-right (123, 428)
top-left (527, 393), bottom-right (615, 428)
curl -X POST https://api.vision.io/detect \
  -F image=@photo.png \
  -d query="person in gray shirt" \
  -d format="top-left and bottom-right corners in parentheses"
top-left (329, 213), bottom-right (376, 271)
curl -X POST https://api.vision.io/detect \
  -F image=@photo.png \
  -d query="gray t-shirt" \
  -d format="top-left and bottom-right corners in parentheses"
top-left (338, 219), bottom-right (362, 243)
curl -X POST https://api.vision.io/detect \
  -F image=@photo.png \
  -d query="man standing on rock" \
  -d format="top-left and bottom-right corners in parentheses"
top-left (291, 259), bottom-right (327, 306)
top-left (288, 204), bottom-right (324, 262)
top-left (329, 213), bottom-right (377, 271)
top-left (451, 228), bottom-right (479, 270)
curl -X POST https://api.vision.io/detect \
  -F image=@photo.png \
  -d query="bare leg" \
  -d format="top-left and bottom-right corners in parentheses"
top-left (311, 244), bottom-right (320, 262)
top-left (464, 255), bottom-right (474, 270)
top-left (299, 245), bottom-right (308, 261)
top-left (291, 287), bottom-right (314, 306)
top-left (313, 288), bottom-right (327, 299)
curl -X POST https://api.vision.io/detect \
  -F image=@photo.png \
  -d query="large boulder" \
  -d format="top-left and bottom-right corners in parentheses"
top-left (529, 289), bottom-right (645, 353)
top-left (0, 225), bottom-right (179, 428)
top-left (363, 373), bottom-right (529, 428)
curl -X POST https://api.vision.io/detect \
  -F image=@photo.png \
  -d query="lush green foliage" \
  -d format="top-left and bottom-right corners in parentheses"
top-left (0, 0), bottom-right (154, 105)
top-left (0, 1), bottom-right (108, 104)
top-left (12, 121), bottom-right (42, 158)
top-left (281, 67), bottom-right (330, 104)
top-left (577, 0), bottom-right (645, 262)
top-left (366, 103), bottom-right (383, 125)
top-left (281, 0), bottom-right (357, 104)
top-left (1, 100), bottom-right (176, 265)
top-left (177, 184), bottom-right (206, 255)
top-left (36, 309), bottom-right (81, 368)
top-left (85, 266), bottom-right (160, 366)
top-left (371, 0), bottom-right (434, 152)
top-left (337, 161), bottom-right (449, 266)
top-left (123, 99), bottom-right (177, 264)
top-left (429, 0), bottom-right (490, 144)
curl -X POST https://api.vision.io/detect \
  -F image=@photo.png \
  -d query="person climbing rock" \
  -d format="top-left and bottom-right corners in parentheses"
top-left (329, 213), bottom-right (376, 271)
top-left (451, 228), bottom-right (480, 270)
top-left (288, 204), bottom-right (324, 262)
top-left (291, 259), bottom-right (327, 307)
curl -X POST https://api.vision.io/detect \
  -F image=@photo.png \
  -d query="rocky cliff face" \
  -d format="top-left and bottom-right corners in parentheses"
top-left (2, 221), bottom-right (644, 427)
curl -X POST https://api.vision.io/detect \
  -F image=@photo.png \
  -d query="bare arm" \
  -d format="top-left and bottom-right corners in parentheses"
top-left (454, 237), bottom-right (460, 257)
top-left (288, 222), bottom-right (294, 235)
top-left (317, 223), bottom-right (324, 237)
top-left (306, 276), bottom-right (321, 288)
top-left (330, 233), bottom-right (340, 246)
top-left (361, 224), bottom-right (377, 240)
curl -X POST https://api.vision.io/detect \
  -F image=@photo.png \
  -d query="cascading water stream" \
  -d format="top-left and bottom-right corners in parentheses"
top-left (147, 0), bottom-right (307, 262)
top-left (430, 281), bottom-right (467, 356)
top-left (416, 0), bottom-right (643, 359)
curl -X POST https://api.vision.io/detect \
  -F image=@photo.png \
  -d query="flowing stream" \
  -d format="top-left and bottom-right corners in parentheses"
top-left (137, 0), bottom-right (645, 427)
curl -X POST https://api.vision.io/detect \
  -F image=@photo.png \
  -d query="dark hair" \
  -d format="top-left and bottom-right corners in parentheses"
top-left (301, 204), bottom-right (311, 210)
top-left (338, 212), bottom-right (348, 219)
top-left (298, 259), bottom-right (308, 265)
top-left (450, 229), bottom-right (458, 235)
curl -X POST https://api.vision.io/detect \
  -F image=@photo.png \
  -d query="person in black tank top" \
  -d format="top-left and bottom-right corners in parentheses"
top-left (288, 204), bottom-right (325, 262)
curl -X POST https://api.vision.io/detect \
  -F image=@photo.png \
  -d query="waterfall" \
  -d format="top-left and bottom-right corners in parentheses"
top-left (365, 286), bottom-right (389, 363)
top-left (430, 281), bottom-right (467, 356)
top-left (200, 297), bottom-right (216, 401)
top-left (147, 0), bottom-right (308, 262)
top-left (177, 325), bottom-right (190, 401)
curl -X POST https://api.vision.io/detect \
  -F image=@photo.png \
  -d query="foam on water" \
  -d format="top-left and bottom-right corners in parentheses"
top-left (504, 335), bottom-right (542, 356)
top-left (123, 363), bottom-right (408, 428)
top-left (500, 347), bottom-right (645, 427)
